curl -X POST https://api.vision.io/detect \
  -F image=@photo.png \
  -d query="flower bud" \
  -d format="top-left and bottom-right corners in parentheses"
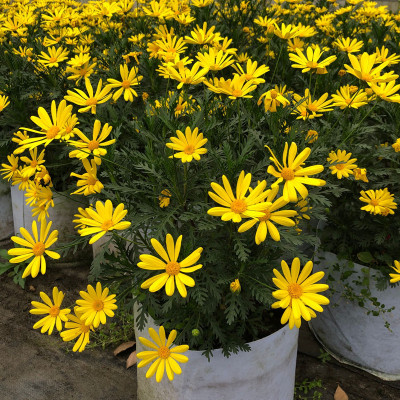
top-left (191, 328), bottom-right (200, 337)
top-left (230, 279), bottom-right (241, 293)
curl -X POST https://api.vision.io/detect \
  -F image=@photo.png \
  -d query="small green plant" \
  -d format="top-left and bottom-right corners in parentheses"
top-left (0, 248), bottom-right (26, 289)
top-left (85, 309), bottom-right (136, 350)
top-left (318, 348), bottom-right (331, 364)
top-left (295, 378), bottom-right (325, 400)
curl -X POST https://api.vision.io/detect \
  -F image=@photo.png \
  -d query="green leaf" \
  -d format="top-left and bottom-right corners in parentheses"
top-left (357, 252), bottom-right (374, 264)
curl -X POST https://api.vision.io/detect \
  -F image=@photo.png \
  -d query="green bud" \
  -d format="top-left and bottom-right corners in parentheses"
top-left (192, 328), bottom-right (200, 337)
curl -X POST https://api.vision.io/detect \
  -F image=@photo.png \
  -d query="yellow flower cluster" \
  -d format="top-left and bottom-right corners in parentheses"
top-left (29, 282), bottom-right (117, 352)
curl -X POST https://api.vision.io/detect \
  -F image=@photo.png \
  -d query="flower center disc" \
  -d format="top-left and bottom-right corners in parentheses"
top-left (101, 219), bottom-right (114, 231)
top-left (31, 160), bottom-right (38, 167)
top-left (308, 103), bottom-right (318, 112)
top-left (80, 323), bottom-right (90, 332)
top-left (49, 57), bottom-right (57, 63)
top-left (86, 97), bottom-right (98, 106)
top-left (184, 144), bottom-right (195, 155)
top-left (306, 61), bottom-right (319, 69)
top-left (158, 346), bottom-right (171, 359)
top-left (335, 163), bottom-right (345, 170)
top-left (370, 199), bottom-right (380, 206)
top-left (87, 176), bottom-right (97, 186)
top-left (361, 73), bottom-right (372, 82)
top-left (281, 167), bottom-right (295, 180)
top-left (88, 140), bottom-right (100, 150)
top-left (46, 125), bottom-right (60, 139)
top-left (32, 242), bottom-right (46, 256)
top-left (270, 90), bottom-right (278, 99)
top-left (166, 261), bottom-right (180, 275)
top-left (244, 74), bottom-right (253, 80)
top-left (288, 283), bottom-right (303, 298)
top-left (230, 199), bottom-right (247, 214)
top-left (122, 80), bottom-right (131, 89)
top-left (232, 89), bottom-right (243, 97)
top-left (93, 299), bottom-right (104, 311)
top-left (259, 209), bottom-right (271, 221)
top-left (49, 305), bottom-right (60, 317)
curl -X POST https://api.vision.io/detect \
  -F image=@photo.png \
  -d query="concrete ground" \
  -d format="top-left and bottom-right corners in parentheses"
top-left (0, 251), bottom-right (399, 400)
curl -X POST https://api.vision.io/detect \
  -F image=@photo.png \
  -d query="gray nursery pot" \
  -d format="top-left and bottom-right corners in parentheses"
top-left (310, 251), bottom-right (400, 380)
top-left (134, 303), bottom-right (299, 400)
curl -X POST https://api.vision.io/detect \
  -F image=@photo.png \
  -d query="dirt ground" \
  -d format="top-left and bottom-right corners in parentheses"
top-left (1, 245), bottom-right (400, 400)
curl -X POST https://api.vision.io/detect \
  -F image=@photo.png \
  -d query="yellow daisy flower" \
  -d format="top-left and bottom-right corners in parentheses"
top-left (70, 158), bottom-right (104, 196)
top-left (204, 74), bottom-right (257, 99)
top-left (137, 326), bottom-right (189, 382)
top-left (20, 100), bottom-right (73, 150)
top-left (196, 48), bottom-right (234, 72)
top-left (289, 45), bottom-right (336, 73)
top-left (272, 258), bottom-right (329, 329)
top-left (344, 52), bottom-right (396, 84)
top-left (106, 64), bottom-right (143, 102)
top-left (327, 149), bottom-right (358, 179)
top-left (238, 186), bottom-right (297, 243)
top-left (208, 172), bottom-right (270, 223)
top-left (8, 219), bottom-right (60, 279)
top-left (258, 85), bottom-right (290, 112)
top-left (60, 307), bottom-right (95, 352)
top-left (66, 61), bottom-right (97, 84)
top-left (64, 78), bottom-right (112, 114)
top-left (333, 37), bottom-right (363, 53)
top-left (76, 282), bottom-right (118, 328)
top-left (359, 188), bottom-right (397, 215)
top-left (77, 200), bottom-right (131, 244)
top-left (30, 287), bottom-right (70, 335)
top-left (331, 85), bottom-right (369, 109)
top-left (166, 126), bottom-right (207, 163)
top-left (292, 89), bottom-right (333, 120)
top-left (138, 234), bottom-right (203, 298)
top-left (266, 142), bottom-right (326, 202)
top-left (37, 46), bottom-right (69, 67)
top-left (273, 23), bottom-right (300, 40)
top-left (0, 95), bottom-right (10, 112)
top-left (184, 22), bottom-right (216, 45)
top-left (389, 260), bottom-right (400, 283)
top-left (11, 168), bottom-right (31, 191)
top-left (68, 119), bottom-right (115, 165)
top-left (20, 148), bottom-right (46, 178)
top-left (0, 154), bottom-right (19, 181)
top-left (370, 81), bottom-right (400, 103)
top-left (232, 59), bottom-right (270, 84)
top-left (167, 62), bottom-right (208, 89)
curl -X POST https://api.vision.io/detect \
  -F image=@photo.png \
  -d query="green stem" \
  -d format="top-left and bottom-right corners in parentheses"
top-left (341, 100), bottom-right (378, 145)
top-left (237, 99), bottom-right (242, 144)
top-left (183, 163), bottom-right (188, 200)
top-left (243, 274), bottom-right (275, 291)
top-left (270, 45), bottom-right (283, 84)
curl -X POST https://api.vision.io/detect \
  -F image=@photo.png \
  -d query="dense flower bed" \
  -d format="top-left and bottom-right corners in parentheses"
top-left (1, 0), bottom-right (400, 383)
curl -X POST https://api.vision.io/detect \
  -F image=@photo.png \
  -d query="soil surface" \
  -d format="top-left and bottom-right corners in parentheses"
top-left (0, 255), bottom-right (136, 400)
top-left (1, 241), bottom-right (400, 400)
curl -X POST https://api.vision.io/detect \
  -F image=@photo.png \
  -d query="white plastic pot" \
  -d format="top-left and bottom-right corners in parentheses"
top-left (10, 185), bottom-right (92, 267)
top-left (0, 181), bottom-right (14, 241)
top-left (134, 305), bottom-right (299, 400)
top-left (309, 251), bottom-right (400, 380)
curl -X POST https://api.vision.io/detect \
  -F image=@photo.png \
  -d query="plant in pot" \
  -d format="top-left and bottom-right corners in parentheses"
top-left (76, 54), bottom-right (331, 397)
top-left (309, 88), bottom-right (400, 379)
top-left (0, 0), bottom-right (339, 397)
